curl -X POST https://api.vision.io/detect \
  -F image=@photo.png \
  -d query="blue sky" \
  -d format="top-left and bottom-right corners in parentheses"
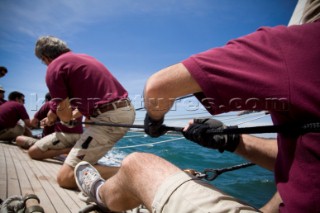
top-left (0, 0), bottom-right (298, 127)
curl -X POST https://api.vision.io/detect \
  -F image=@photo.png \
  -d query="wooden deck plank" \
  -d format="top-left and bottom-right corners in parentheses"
top-left (8, 147), bottom-right (34, 195)
top-left (0, 142), bottom-right (149, 213)
top-left (18, 146), bottom-right (78, 213)
top-left (0, 142), bottom-right (88, 213)
top-left (36, 159), bottom-right (86, 212)
top-left (4, 144), bottom-right (21, 197)
top-left (0, 143), bottom-right (7, 199)
top-left (6, 143), bottom-right (57, 212)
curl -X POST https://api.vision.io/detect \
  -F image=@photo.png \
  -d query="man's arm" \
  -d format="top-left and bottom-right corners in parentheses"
top-left (144, 63), bottom-right (202, 120)
top-left (23, 119), bottom-right (33, 128)
top-left (56, 98), bottom-right (73, 122)
top-left (30, 118), bottom-right (40, 128)
top-left (235, 134), bottom-right (277, 171)
top-left (259, 191), bottom-right (282, 213)
top-left (47, 110), bottom-right (57, 123)
top-left (22, 119), bottom-right (33, 137)
top-left (72, 108), bottom-right (83, 119)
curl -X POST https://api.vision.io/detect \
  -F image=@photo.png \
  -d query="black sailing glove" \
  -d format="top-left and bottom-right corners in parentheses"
top-left (183, 118), bottom-right (240, 153)
top-left (144, 113), bottom-right (167, 138)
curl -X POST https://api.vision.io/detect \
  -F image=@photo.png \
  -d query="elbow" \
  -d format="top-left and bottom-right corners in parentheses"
top-left (144, 74), bottom-right (165, 100)
top-left (144, 76), bottom-right (157, 99)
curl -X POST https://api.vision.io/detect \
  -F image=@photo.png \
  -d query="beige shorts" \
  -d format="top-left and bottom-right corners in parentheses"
top-left (36, 132), bottom-right (81, 151)
top-left (0, 124), bottom-right (24, 141)
top-left (65, 103), bottom-right (135, 167)
top-left (152, 172), bottom-right (261, 213)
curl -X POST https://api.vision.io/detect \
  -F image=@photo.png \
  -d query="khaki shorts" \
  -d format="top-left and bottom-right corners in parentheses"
top-left (36, 132), bottom-right (81, 151)
top-left (0, 124), bottom-right (24, 141)
top-left (65, 103), bottom-right (135, 167)
top-left (152, 172), bottom-right (261, 213)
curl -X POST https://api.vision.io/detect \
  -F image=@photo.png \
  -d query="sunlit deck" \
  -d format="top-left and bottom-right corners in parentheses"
top-left (0, 141), bottom-right (89, 212)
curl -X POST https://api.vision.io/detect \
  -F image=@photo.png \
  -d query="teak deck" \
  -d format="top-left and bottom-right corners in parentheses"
top-left (0, 141), bottom-right (90, 213)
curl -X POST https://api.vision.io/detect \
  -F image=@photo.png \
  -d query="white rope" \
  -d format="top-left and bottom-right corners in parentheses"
top-left (102, 156), bottom-right (123, 164)
top-left (101, 137), bottom-right (185, 164)
top-left (115, 137), bottom-right (185, 149)
top-left (220, 111), bottom-right (266, 123)
top-left (123, 134), bottom-right (144, 138)
top-left (230, 113), bottom-right (270, 126)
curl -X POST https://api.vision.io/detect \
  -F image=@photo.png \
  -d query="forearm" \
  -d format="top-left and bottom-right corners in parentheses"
top-left (47, 110), bottom-right (57, 124)
top-left (235, 134), bottom-right (277, 171)
top-left (56, 98), bottom-right (72, 122)
top-left (144, 69), bottom-right (177, 120)
top-left (72, 108), bottom-right (83, 119)
top-left (23, 119), bottom-right (33, 128)
top-left (144, 63), bottom-right (201, 120)
top-left (30, 118), bottom-right (40, 128)
top-left (260, 191), bottom-right (282, 213)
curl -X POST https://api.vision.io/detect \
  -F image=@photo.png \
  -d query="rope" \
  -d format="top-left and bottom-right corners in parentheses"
top-left (123, 134), bottom-right (145, 138)
top-left (203, 162), bottom-right (255, 181)
top-left (115, 137), bottom-right (185, 149)
top-left (185, 162), bottom-right (255, 181)
top-left (229, 113), bottom-right (269, 126)
top-left (206, 122), bottom-right (320, 135)
top-left (81, 121), bottom-right (320, 135)
top-left (0, 195), bottom-right (24, 213)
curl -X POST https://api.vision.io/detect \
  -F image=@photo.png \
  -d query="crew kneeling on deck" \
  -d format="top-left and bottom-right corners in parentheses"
top-left (0, 91), bottom-right (33, 142)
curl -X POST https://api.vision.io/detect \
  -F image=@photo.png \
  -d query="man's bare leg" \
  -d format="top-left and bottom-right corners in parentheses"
top-left (98, 152), bottom-right (180, 211)
top-left (28, 146), bottom-right (71, 160)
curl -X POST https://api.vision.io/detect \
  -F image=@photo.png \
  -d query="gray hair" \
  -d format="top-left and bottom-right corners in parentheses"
top-left (35, 36), bottom-right (71, 60)
top-left (302, 0), bottom-right (320, 23)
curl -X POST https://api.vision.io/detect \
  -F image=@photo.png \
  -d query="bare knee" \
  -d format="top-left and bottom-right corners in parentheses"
top-left (120, 152), bottom-right (151, 172)
top-left (120, 152), bottom-right (180, 181)
top-left (28, 146), bottom-right (43, 160)
top-left (103, 152), bottom-right (179, 210)
top-left (16, 136), bottom-right (26, 147)
top-left (57, 164), bottom-right (77, 189)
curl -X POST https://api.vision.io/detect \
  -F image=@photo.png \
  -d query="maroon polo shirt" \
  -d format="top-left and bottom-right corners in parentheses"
top-left (0, 101), bottom-right (29, 130)
top-left (182, 20), bottom-right (320, 212)
top-left (46, 52), bottom-right (128, 117)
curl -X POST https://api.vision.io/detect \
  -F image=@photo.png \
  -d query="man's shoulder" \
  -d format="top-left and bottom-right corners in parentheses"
top-left (55, 52), bottom-right (92, 61)
top-left (2, 101), bottom-right (22, 107)
top-left (0, 101), bottom-right (26, 114)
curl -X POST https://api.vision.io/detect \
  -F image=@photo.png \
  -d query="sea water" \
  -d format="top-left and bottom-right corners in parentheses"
top-left (100, 131), bottom-right (276, 209)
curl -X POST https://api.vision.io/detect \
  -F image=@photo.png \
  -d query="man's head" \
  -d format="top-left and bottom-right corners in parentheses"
top-left (8, 91), bottom-right (25, 104)
top-left (0, 66), bottom-right (8, 78)
top-left (35, 36), bottom-right (71, 65)
top-left (45, 92), bottom-right (51, 102)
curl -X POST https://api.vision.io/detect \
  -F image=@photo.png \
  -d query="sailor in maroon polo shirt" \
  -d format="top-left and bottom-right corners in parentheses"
top-left (35, 36), bottom-right (135, 189)
top-left (0, 91), bottom-right (32, 141)
top-left (16, 93), bottom-right (55, 148)
top-left (16, 93), bottom-right (83, 158)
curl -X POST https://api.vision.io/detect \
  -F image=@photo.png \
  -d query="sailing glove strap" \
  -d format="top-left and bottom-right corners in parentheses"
top-left (144, 113), bottom-right (167, 138)
top-left (183, 118), bottom-right (240, 153)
